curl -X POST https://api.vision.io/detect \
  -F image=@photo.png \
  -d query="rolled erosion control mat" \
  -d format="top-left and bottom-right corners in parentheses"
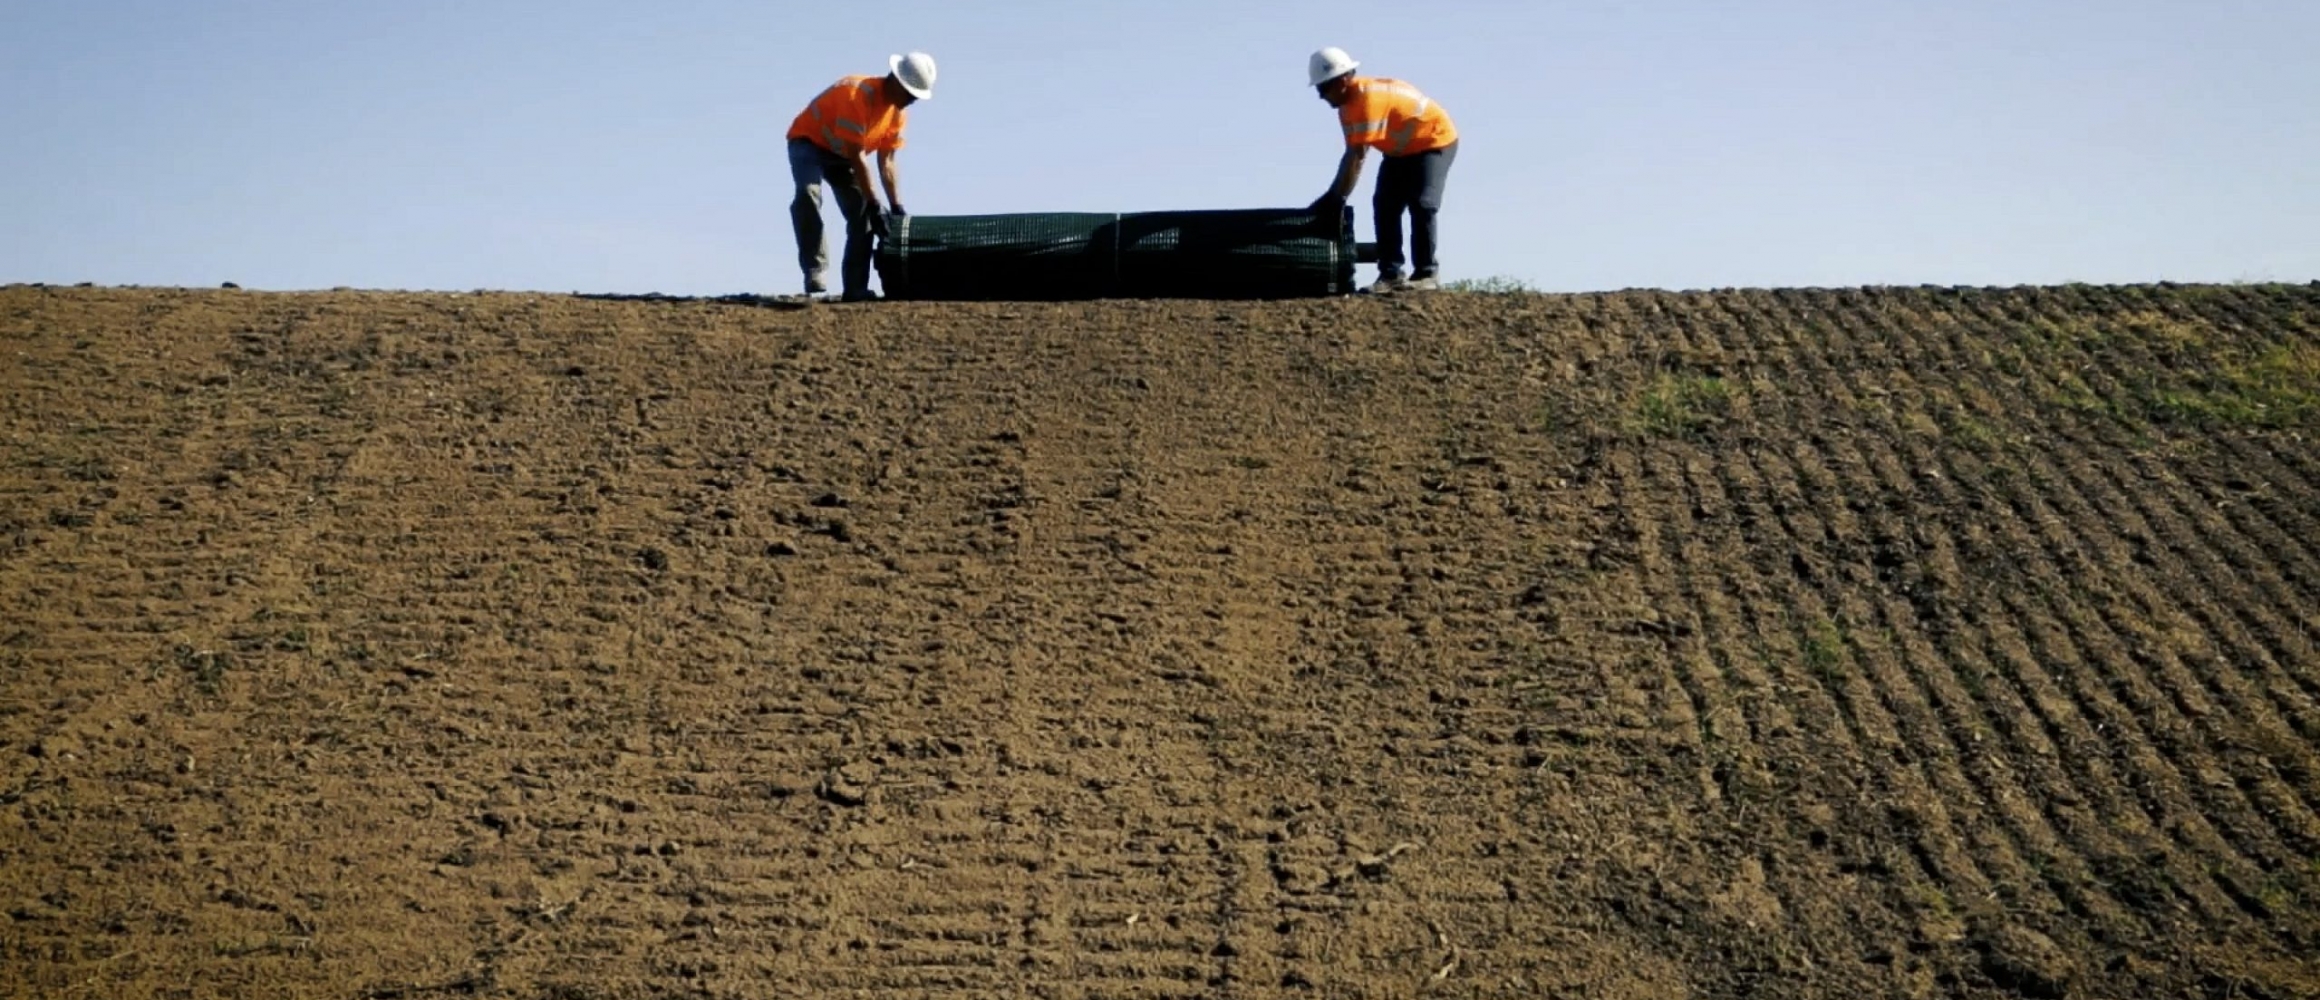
top-left (875, 205), bottom-right (1357, 300)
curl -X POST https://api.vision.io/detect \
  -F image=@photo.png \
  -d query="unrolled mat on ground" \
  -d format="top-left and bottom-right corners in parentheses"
top-left (874, 205), bottom-right (1360, 300)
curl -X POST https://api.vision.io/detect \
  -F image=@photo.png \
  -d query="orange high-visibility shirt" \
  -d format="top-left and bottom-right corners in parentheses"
top-left (1337, 77), bottom-right (1457, 156)
top-left (786, 75), bottom-right (908, 157)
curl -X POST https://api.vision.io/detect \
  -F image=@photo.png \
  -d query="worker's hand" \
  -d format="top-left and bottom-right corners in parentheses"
top-left (868, 211), bottom-right (891, 240)
top-left (1307, 192), bottom-right (1345, 215)
top-left (889, 204), bottom-right (908, 219)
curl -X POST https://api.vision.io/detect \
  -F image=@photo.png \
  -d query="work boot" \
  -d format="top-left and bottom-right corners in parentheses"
top-left (804, 273), bottom-right (828, 296)
top-left (839, 289), bottom-right (882, 303)
top-left (1401, 274), bottom-right (1440, 292)
top-left (1365, 272), bottom-right (1406, 295)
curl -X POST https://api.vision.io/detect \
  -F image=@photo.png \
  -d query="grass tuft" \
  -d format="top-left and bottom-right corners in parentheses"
top-left (1441, 275), bottom-right (1538, 294)
top-left (1628, 373), bottom-right (1733, 438)
top-left (2147, 343), bottom-right (2320, 429)
top-left (1801, 619), bottom-right (1849, 682)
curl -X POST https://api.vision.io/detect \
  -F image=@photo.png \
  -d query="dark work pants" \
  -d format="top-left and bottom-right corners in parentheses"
top-left (787, 138), bottom-right (873, 295)
top-left (1372, 140), bottom-right (1457, 278)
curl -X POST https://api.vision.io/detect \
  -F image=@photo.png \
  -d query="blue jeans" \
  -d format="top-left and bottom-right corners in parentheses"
top-left (787, 138), bottom-right (873, 295)
top-left (1373, 140), bottom-right (1457, 279)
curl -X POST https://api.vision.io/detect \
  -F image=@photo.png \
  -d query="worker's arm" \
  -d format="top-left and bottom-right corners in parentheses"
top-left (1311, 146), bottom-right (1367, 210)
top-left (848, 149), bottom-right (885, 211)
top-left (877, 150), bottom-right (903, 215)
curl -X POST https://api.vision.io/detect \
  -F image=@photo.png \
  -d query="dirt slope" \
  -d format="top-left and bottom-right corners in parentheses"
top-left (3, 282), bottom-right (2318, 999)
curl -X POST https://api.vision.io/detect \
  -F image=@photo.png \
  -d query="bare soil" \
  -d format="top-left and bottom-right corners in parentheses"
top-left (3, 282), bottom-right (2318, 999)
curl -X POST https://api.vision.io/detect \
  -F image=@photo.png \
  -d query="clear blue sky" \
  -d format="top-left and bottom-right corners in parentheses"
top-left (3, 1), bottom-right (2315, 294)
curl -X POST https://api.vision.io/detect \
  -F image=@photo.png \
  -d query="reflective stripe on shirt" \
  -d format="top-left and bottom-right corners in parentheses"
top-left (788, 75), bottom-right (905, 155)
top-left (1384, 119), bottom-right (1424, 154)
top-left (1338, 77), bottom-right (1454, 155)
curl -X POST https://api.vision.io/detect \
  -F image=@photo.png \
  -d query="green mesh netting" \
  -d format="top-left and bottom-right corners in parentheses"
top-left (875, 206), bottom-right (1355, 300)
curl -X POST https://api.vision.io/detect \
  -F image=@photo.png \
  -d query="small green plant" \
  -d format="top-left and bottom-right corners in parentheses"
top-left (1801, 619), bottom-right (1848, 681)
top-left (1442, 275), bottom-right (1538, 294)
top-left (1629, 373), bottom-right (1734, 437)
top-left (2253, 877), bottom-right (2296, 918)
top-left (2044, 371), bottom-right (2114, 417)
top-left (1939, 410), bottom-right (2004, 453)
top-left (2120, 310), bottom-right (2210, 355)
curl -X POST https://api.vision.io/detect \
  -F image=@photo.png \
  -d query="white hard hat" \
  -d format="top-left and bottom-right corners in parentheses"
top-left (1308, 47), bottom-right (1358, 87)
top-left (889, 51), bottom-right (937, 99)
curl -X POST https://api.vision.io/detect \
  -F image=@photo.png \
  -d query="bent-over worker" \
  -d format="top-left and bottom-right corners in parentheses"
top-left (785, 52), bottom-right (936, 301)
top-left (1306, 47), bottom-right (1458, 293)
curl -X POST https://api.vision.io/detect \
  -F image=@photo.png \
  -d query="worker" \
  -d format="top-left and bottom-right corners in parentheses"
top-left (785, 52), bottom-right (936, 301)
top-left (1306, 47), bottom-right (1458, 293)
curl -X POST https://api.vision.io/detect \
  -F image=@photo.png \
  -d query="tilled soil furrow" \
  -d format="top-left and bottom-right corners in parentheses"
top-left (1981, 293), bottom-right (2320, 836)
top-left (1809, 296), bottom-right (2245, 946)
top-left (2006, 453), bottom-right (2320, 931)
top-left (2053, 436), bottom-right (2320, 819)
top-left (1812, 291), bottom-right (2212, 950)
top-left (1665, 447), bottom-right (1926, 981)
top-left (1989, 565), bottom-right (2263, 927)
top-left (2177, 442), bottom-right (2320, 736)
top-left (1634, 301), bottom-right (1940, 984)
top-left (1668, 301), bottom-right (1941, 973)
top-left (1697, 363), bottom-right (2007, 981)
top-left (2055, 389), bottom-right (2320, 722)
top-left (1204, 358), bottom-right (1533, 995)
top-left (1000, 321), bottom-right (1288, 997)
top-left (1922, 295), bottom-right (2320, 945)
top-left (2190, 433), bottom-right (2320, 635)
top-left (2019, 286), bottom-right (2320, 714)
top-left (1593, 442), bottom-right (1797, 986)
top-left (9, 286), bottom-right (2320, 1000)
top-left (2142, 282), bottom-right (2320, 356)
top-left (1911, 295), bottom-right (2297, 920)
top-left (1840, 293), bottom-right (2210, 831)
top-left (1757, 294), bottom-right (2121, 939)
top-left (1621, 301), bottom-right (1745, 817)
